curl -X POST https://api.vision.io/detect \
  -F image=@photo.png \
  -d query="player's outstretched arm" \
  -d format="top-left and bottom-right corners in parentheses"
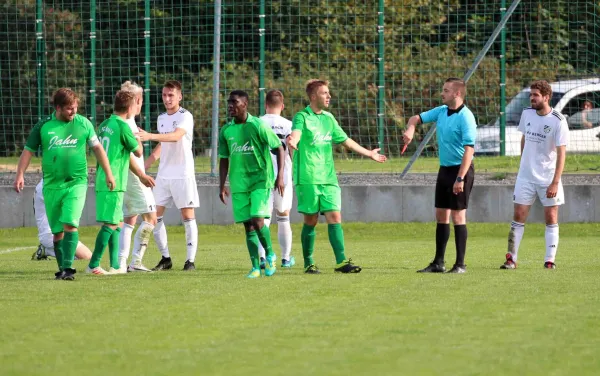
top-left (138, 128), bottom-right (186, 143)
top-left (218, 158), bottom-right (230, 204)
top-left (341, 138), bottom-right (387, 163)
top-left (402, 115), bottom-right (422, 146)
top-left (129, 155), bottom-right (155, 188)
top-left (92, 144), bottom-right (116, 190)
top-left (145, 143), bottom-right (161, 171)
top-left (14, 149), bottom-right (34, 192)
top-left (287, 130), bottom-right (301, 150)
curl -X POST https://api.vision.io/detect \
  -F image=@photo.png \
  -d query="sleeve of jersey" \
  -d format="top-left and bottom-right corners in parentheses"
top-left (121, 123), bottom-right (140, 152)
top-left (517, 112), bottom-right (527, 134)
top-left (556, 119), bottom-right (569, 147)
top-left (177, 113), bottom-right (194, 133)
top-left (419, 106), bottom-right (444, 124)
top-left (291, 112), bottom-right (305, 133)
top-left (461, 111), bottom-right (477, 147)
top-left (259, 122), bottom-right (283, 150)
top-left (217, 126), bottom-right (229, 158)
top-left (24, 123), bottom-right (42, 152)
top-left (85, 119), bottom-right (99, 147)
top-left (331, 117), bottom-right (349, 144)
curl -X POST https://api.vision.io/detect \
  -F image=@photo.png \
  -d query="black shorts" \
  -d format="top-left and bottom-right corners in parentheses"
top-left (434, 164), bottom-right (474, 210)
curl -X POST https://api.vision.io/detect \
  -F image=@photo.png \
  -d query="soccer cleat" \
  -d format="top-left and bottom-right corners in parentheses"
top-left (500, 253), bottom-right (517, 269)
top-left (61, 268), bottom-right (76, 281)
top-left (246, 268), bottom-right (261, 278)
top-left (259, 257), bottom-right (266, 270)
top-left (183, 260), bottom-right (196, 271)
top-left (264, 255), bottom-right (276, 277)
top-left (304, 264), bottom-right (321, 274)
top-left (86, 266), bottom-right (109, 275)
top-left (31, 244), bottom-right (49, 260)
top-left (334, 259), bottom-right (362, 273)
top-left (417, 262), bottom-right (446, 273)
top-left (127, 264), bottom-right (152, 273)
top-left (281, 256), bottom-right (296, 268)
top-left (446, 264), bottom-right (467, 274)
top-left (544, 261), bottom-right (556, 269)
top-left (54, 270), bottom-right (65, 280)
top-left (152, 256), bottom-right (173, 271)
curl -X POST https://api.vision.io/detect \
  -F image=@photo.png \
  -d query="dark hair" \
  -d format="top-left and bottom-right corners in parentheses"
top-left (229, 90), bottom-right (249, 102)
top-left (265, 89), bottom-right (284, 107)
top-left (163, 80), bottom-right (182, 92)
top-left (52, 88), bottom-right (79, 108)
top-left (530, 80), bottom-right (552, 98)
top-left (445, 77), bottom-right (467, 96)
top-left (305, 79), bottom-right (329, 98)
top-left (113, 90), bottom-right (136, 113)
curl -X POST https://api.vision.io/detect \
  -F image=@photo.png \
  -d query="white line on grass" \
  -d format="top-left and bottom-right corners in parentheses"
top-left (0, 246), bottom-right (34, 255)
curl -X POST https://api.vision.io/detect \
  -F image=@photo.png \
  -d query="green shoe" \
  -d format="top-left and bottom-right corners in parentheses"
top-left (281, 256), bottom-right (295, 268)
top-left (246, 268), bottom-right (261, 279)
top-left (264, 255), bottom-right (277, 277)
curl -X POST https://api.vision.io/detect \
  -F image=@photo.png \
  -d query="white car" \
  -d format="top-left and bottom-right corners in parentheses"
top-left (476, 78), bottom-right (600, 155)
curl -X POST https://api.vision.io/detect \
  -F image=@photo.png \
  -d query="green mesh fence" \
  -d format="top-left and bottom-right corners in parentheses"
top-left (1, 1), bottom-right (600, 173)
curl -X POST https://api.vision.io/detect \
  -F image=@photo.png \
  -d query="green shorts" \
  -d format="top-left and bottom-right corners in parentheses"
top-left (96, 191), bottom-right (125, 225)
top-left (43, 184), bottom-right (88, 234)
top-left (296, 184), bottom-right (341, 214)
top-left (232, 189), bottom-right (271, 223)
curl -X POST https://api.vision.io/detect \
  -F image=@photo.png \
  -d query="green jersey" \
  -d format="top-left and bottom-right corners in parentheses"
top-left (96, 114), bottom-right (139, 192)
top-left (25, 112), bottom-right (99, 189)
top-left (218, 113), bottom-right (282, 193)
top-left (291, 106), bottom-right (348, 186)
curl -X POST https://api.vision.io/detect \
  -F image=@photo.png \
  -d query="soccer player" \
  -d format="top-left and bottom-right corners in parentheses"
top-left (256, 89), bottom-right (295, 268)
top-left (287, 79), bottom-right (387, 274)
top-left (31, 178), bottom-right (92, 261)
top-left (14, 88), bottom-right (115, 281)
top-left (218, 90), bottom-right (285, 278)
top-left (138, 80), bottom-right (199, 271)
top-left (87, 90), bottom-right (142, 275)
top-left (500, 80), bottom-right (568, 270)
top-left (116, 81), bottom-right (157, 273)
top-left (403, 77), bottom-right (476, 274)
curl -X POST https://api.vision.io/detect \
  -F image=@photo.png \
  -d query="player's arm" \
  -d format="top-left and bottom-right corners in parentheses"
top-left (145, 143), bottom-right (161, 170)
top-left (138, 127), bottom-right (186, 143)
top-left (14, 149), bottom-right (34, 192)
top-left (91, 144), bottom-right (115, 191)
top-left (520, 135), bottom-right (525, 155)
top-left (340, 138), bottom-right (387, 163)
top-left (402, 115), bottom-right (422, 145)
top-left (128, 155), bottom-right (155, 188)
top-left (131, 139), bottom-right (143, 158)
top-left (274, 145), bottom-right (285, 196)
top-left (547, 121), bottom-right (569, 198)
top-left (218, 158), bottom-right (230, 204)
top-left (453, 112), bottom-right (477, 194)
top-left (287, 130), bottom-right (301, 150)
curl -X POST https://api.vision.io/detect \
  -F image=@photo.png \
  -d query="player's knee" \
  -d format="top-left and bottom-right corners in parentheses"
top-left (450, 210), bottom-right (466, 225)
top-left (276, 210), bottom-right (289, 217)
top-left (303, 214), bottom-right (319, 226)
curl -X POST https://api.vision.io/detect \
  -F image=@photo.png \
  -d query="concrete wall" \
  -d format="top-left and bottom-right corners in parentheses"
top-left (0, 184), bottom-right (597, 228)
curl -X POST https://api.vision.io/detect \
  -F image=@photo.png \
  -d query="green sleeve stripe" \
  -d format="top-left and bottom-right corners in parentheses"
top-left (24, 146), bottom-right (37, 153)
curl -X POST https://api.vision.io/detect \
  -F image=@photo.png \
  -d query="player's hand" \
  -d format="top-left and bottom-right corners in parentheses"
top-left (137, 128), bottom-right (152, 142)
top-left (287, 135), bottom-right (298, 151)
top-left (219, 186), bottom-right (230, 205)
top-left (369, 148), bottom-right (387, 163)
top-left (546, 182), bottom-right (559, 198)
top-left (453, 181), bottom-right (464, 195)
top-left (140, 174), bottom-right (156, 188)
top-left (275, 175), bottom-right (285, 197)
top-left (13, 175), bottom-right (24, 193)
top-left (403, 127), bottom-right (415, 145)
top-left (106, 174), bottom-right (116, 191)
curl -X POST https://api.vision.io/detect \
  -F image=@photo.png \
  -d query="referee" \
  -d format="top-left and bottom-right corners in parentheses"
top-left (403, 78), bottom-right (477, 274)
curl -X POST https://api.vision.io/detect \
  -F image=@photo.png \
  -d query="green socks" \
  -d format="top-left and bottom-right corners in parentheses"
top-left (109, 227), bottom-right (121, 269)
top-left (62, 231), bottom-right (79, 269)
top-left (89, 225), bottom-right (114, 269)
top-left (301, 224), bottom-right (316, 268)
top-left (245, 230), bottom-right (260, 269)
top-left (53, 238), bottom-right (64, 271)
top-left (256, 225), bottom-right (275, 258)
top-left (328, 223), bottom-right (346, 264)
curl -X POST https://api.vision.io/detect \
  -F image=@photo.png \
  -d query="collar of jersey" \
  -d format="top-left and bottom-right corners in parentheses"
top-left (231, 113), bottom-right (254, 125)
top-left (305, 106), bottom-right (325, 117)
top-left (446, 104), bottom-right (465, 116)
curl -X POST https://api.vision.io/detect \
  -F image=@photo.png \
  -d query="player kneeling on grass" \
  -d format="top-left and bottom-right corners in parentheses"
top-left (14, 88), bottom-right (115, 281)
top-left (287, 79), bottom-right (387, 274)
top-left (87, 90), bottom-right (143, 275)
top-left (218, 90), bottom-right (285, 279)
top-left (501, 80), bottom-right (568, 270)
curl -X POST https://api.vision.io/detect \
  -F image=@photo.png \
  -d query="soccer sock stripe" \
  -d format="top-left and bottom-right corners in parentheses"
top-left (153, 216), bottom-right (170, 258)
top-left (119, 223), bottom-right (134, 260)
top-left (184, 218), bottom-right (198, 263)
top-left (545, 224), bottom-right (559, 263)
top-left (508, 221), bottom-right (525, 261)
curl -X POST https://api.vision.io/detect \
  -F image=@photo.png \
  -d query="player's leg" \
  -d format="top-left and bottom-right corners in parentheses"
top-left (58, 184), bottom-right (88, 281)
top-left (250, 189), bottom-right (276, 276)
top-left (89, 191), bottom-right (121, 275)
top-left (173, 177), bottom-right (200, 271)
top-left (42, 187), bottom-right (66, 273)
top-left (256, 191), bottom-right (273, 266)
top-left (275, 184), bottom-right (294, 267)
top-left (446, 165), bottom-right (474, 274)
top-left (128, 212), bottom-right (156, 272)
top-left (125, 181), bottom-right (157, 272)
top-left (296, 184), bottom-right (319, 274)
top-left (33, 185), bottom-right (54, 260)
top-left (119, 216), bottom-right (137, 270)
top-left (233, 192), bottom-right (260, 278)
top-left (152, 177), bottom-right (173, 271)
top-left (539, 182), bottom-right (564, 269)
top-left (75, 242), bottom-right (92, 260)
top-left (502, 178), bottom-right (536, 269)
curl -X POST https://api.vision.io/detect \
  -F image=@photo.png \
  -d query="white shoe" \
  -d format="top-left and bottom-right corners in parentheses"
top-left (86, 266), bottom-right (108, 275)
top-left (107, 267), bottom-right (125, 274)
top-left (118, 257), bottom-right (127, 270)
top-left (127, 264), bottom-right (153, 272)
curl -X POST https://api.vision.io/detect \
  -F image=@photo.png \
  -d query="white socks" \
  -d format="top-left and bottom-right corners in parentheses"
top-left (119, 223), bottom-right (135, 260)
top-left (184, 218), bottom-right (198, 262)
top-left (130, 221), bottom-right (155, 266)
top-left (153, 216), bottom-right (170, 258)
top-left (545, 224), bottom-right (559, 263)
top-left (277, 215), bottom-right (292, 261)
top-left (257, 218), bottom-right (271, 260)
top-left (508, 221), bottom-right (525, 261)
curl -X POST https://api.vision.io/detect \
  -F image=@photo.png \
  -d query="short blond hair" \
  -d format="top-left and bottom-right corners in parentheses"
top-left (121, 80), bottom-right (143, 97)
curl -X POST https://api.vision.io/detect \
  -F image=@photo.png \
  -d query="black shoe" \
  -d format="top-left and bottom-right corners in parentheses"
top-left (152, 257), bottom-right (173, 271)
top-left (304, 264), bottom-right (321, 274)
top-left (55, 270), bottom-right (65, 280)
top-left (446, 264), bottom-right (466, 273)
top-left (417, 262), bottom-right (445, 273)
top-left (32, 244), bottom-right (49, 260)
top-left (183, 260), bottom-right (196, 271)
top-left (544, 261), bottom-right (556, 269)
top-left (61, 268), bottom-right (76, 281)
top-left (259, 257), bottom-right (266, 270)
top-left (334, 259), bottom-right (362, 273)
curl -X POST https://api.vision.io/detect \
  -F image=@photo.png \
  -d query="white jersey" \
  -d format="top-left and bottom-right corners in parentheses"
top-left (261, 114), bottom-right (292, 186)
top-left (517, 107), bottom-right (569, 185)
top-left (157, 107), bottom-right (195, 179)
top-left (126, 117), bottom-right (145, 171)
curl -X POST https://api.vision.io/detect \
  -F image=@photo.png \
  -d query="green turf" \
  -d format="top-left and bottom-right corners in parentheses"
top-left (1, 223), bottom-right (599, 375)
top-left (2, 154), bottom-right (600, 174)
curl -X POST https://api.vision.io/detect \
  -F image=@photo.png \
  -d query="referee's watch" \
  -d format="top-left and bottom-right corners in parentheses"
top-left (456, 176), bottom-right (464, 183)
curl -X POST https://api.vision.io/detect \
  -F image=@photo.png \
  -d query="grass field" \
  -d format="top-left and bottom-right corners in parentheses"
top-left (2, 154), bottom-right (600, 174)
top-left (1, 223), bottom-right (599, 375)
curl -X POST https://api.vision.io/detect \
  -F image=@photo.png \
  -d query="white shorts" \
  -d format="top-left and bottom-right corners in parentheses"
top-left (34, 181), bottom-right (53, 247)
top-left (123, 172), bottom-right (157, 217)
top-left (269, 183), bottom-right (293, 214)
top-left (513, 179), bottom-right (565, 207)
top-left (153, 176), bottom-right (199, 209)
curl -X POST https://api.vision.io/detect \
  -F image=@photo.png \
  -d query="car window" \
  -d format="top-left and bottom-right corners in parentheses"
top-left (567, 108), bottom-right (600, 130)
top-left (560, 91), bottom-right (600, 119)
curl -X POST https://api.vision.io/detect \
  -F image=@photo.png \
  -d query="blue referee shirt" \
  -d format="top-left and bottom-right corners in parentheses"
top-left (419, 104), bottom-right (477, 167)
